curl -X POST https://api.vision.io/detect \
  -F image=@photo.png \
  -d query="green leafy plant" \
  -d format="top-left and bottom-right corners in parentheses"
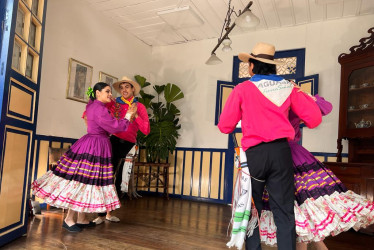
top-left (135, 75), bottom-right (184, 162)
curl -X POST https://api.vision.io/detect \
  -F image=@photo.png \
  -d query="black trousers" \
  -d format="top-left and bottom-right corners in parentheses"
top-left (245, 139), bottom-right (296, 250)
top-left (98, 135), bottom-right (134, 217)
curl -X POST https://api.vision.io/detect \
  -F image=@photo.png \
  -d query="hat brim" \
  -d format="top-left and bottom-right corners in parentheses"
top-left (238, 52), bottom-right (284, 65)
top-left (112, 80), bottom-right (141, 96)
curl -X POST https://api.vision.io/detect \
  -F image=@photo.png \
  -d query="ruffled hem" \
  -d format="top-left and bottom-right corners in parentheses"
top-left (259, 190), bottom-right (374, 245)
top-left (259, 210), bottom-right (277, 247)
top-left (32, 171), bottom-right (120, 213)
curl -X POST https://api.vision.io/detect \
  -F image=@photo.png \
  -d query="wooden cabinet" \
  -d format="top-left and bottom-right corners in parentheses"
top-left (324, 27), bottom-right (374, 200)
top-left (326, 162), bottom-right (374, 201)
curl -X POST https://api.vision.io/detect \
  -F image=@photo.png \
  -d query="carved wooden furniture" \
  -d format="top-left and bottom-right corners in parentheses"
top-left (324, 27), bottom-right (374, 201)
top-left (134, 162), bottom-right (170, 199)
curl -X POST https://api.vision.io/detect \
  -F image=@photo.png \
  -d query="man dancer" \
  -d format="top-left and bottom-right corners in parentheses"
top-left (218, 42), bottom-right (322, 250)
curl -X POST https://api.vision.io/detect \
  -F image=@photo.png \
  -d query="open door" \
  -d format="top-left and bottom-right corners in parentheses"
top-left (0, 0), bottom-right (47, 246)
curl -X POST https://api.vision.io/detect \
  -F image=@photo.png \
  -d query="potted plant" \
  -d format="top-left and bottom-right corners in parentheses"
top-left (134, 75), bottom-right (184, 163)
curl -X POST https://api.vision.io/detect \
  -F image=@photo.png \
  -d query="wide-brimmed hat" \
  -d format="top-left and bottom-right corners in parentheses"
top-left (238, 42), bottom-right (283, 65)
top-left (112, 76), bottom-right (141, 96)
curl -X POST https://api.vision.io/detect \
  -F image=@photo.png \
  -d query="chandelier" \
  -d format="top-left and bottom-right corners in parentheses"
top-left (205, 0), bottom-right (260, 65)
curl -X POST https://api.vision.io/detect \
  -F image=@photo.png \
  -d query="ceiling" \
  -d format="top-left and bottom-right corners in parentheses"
top-left (83, 0), bottom-right (374, 46)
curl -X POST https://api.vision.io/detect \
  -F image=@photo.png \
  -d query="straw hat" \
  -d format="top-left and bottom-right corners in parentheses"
top-left (112, 76), bottom-right (141, 96)
top-left (238, 42), bottom-right (283, 65)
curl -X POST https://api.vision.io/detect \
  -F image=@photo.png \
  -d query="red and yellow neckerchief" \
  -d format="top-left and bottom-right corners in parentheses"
top-left (121, 96), bottom-right (135, 107)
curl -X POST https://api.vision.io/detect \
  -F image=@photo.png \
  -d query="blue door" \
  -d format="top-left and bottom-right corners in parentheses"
top-left (0, 0), bottom-right (47, 246)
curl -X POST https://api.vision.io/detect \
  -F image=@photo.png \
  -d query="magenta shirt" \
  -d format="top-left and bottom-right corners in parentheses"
top-left (85, 100), bottom-right (130, 136)
top-left (218, 75), bottom-right (322, 151)
top-left (106, 99), bottom-right (150, 143)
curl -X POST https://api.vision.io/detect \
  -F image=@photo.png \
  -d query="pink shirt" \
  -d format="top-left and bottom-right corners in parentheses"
top-left (106, 99), bottom-right (150, 143)
top-left (218, 75), bottom-right (322, 151)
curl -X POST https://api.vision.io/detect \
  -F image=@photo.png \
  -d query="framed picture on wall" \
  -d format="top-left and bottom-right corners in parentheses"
top-left (66, 58), bottom-right (93, 103)
top-left (99, 71), bottom-right (119, 97)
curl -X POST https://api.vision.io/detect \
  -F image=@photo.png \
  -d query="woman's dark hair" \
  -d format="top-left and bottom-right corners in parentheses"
top-left (90, 82), bottom-right (110, 101)
top-left (249, 58), bottom-right (276, 75)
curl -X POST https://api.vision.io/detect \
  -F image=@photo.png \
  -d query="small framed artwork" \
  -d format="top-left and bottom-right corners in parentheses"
top-left (66, 58), bottom-right (93, 103)
top-left (99, 71), bottom-right (119, 97)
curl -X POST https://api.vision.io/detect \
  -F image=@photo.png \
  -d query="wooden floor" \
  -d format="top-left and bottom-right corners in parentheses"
top-left (3, 196), bottom-right (374, 249)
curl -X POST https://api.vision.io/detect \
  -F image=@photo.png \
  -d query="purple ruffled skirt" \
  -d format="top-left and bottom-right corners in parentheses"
top-left (32, 134), bottom-right (120, 213)
top-left (260, 141), bottom-right (374, 245)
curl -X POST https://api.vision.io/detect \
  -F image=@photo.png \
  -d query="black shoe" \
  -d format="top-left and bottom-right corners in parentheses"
top-left (76, 221), bottom-right (96, 228)
top-left (63, 221), bottom-right (82, 232)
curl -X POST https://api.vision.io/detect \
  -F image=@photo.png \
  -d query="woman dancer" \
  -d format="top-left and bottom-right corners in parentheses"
top-left (259, 94), bottom-right (374, 249)
top-left (32, 82), bottom-right (136, 232)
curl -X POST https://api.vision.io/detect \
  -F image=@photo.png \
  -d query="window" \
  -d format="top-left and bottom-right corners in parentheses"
top-left (26, 52), bottom-right (34, 78)
top-left (12, 41), bottom-right (22, 70)
top-left (29, 21), bottom-right (36, 48)
top-left (15, 8), bottom-right (25, 36)
top-left (31, 0), bottom-right (39, 15)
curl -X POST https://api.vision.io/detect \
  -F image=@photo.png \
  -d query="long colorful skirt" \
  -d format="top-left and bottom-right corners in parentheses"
top-left (259, 141), bottom-right (374, 245)
top-left (32, 134), bottom-right (120, 213)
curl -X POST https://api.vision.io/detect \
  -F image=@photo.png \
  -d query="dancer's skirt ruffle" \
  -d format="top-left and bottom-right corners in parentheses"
top-left (260, 190), bottom-right (374, 245)
top-left (32, 171), bottom-right (120, 213)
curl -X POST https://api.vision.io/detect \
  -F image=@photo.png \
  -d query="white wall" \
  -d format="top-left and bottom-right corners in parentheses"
top-left (36, 0), bottom-right (151, 139)
top-left (150, 15), bottom-right (374, 153)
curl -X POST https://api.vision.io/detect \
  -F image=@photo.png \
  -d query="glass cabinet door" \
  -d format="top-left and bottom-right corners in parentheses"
top-left (26, 52), bottom-right (34, 78)
top-left (31, 0), bottom-right (39, 14)
top-left (12, 41), bottom-right (22, 70)
top-left (29, 21), bottom-right (36, 48)
top-left (15, 8), bottom-right (25, 37)
top-left (347, 66), bottom-right (374, 129)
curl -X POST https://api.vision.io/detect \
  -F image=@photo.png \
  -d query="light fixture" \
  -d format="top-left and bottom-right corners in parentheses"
top-left (205, 1), bottom-right (259, 65)
top-left (235, 10), bottom-right (260, 28)
top-left (222, 37), bottom-right (232, 52)
top-left (205, 53), bottom-right (223, 65)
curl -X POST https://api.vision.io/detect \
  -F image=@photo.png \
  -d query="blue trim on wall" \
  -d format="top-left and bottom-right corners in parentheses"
top-left (34, 134), bottom-right (77, 144)
top-left (189, 151), bottom-right (195, 196)
top-left (172, 150), bottom-right (178, 194)
top-left (312, 152), bottom-right (348, 163)
top-left (180, 150), bottom-right (186, 196)
top-left (32, 139), bottom-right (40, 183)
top-left (218, 151), bottom-right (223, 200)
top-left (296, 74), bottom-right (319, 96)
top-left (208, 151), bottom-right (213, 198)
top-left (175, 147), bottom-right (227, 152)
top-left (198, 150), bottom-right (203, 197)
top-left (214, 80), bottom-right (235, 125)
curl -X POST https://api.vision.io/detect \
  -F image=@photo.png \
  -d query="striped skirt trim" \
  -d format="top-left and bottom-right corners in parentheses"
top-left (32, 171), bottom-right (120, 213)
top-left (53, 153), bottom-right (114, 186)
